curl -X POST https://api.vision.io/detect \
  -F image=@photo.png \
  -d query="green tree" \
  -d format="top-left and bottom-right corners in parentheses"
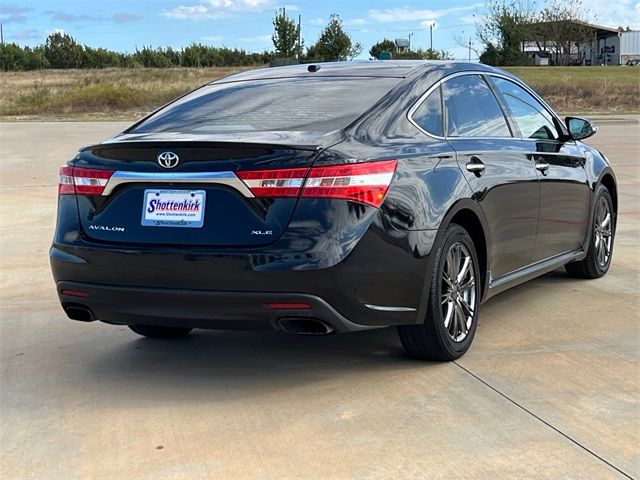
top-left (44, 32), bottom-right (84, 68)
top-left (0, 43), bottom-right (26, 70)
top-left (479, 43), bottom-right (502, 65)
top-left (310, 14), bottom-right (363, 61)
top-left (369, 39), bottom-right (395, 59)
top-left (391, 48), bottom-right (453, 60)
top-left (272, 7), bottom-right (302, 58)
top-left (422, 48), bottom-right (453, 60)
top-left (0, 36), bottom-right (273, 71)
top-left (477, 0), bottom-right (535, 65)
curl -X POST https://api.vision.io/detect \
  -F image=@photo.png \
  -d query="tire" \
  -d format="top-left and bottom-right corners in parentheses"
top-left (565, 185), bottom-right (615, 279)
top-left (398, 224), bottom-right (481, 361)
top-left (129, 324), bottom-right (193, 339)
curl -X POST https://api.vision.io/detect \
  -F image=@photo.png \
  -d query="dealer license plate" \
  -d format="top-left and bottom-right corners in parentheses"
top-left (141, 189), bottom-right (206, 228)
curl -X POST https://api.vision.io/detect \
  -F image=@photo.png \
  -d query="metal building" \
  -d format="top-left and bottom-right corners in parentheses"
top-left (620, 31), bottom-right (640, 64)
top-left (523, 20), bottom-right (640, 65)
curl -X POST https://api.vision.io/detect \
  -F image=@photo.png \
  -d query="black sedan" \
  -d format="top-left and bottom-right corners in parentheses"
top-left (50, 61), bottom-right (617, 360)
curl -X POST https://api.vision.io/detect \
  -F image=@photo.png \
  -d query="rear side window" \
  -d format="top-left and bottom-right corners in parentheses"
top-left (491, 77), bottom-right (560, 140)
top-left (411, 87), bottom-right (444, 137)
top-left (442, 75), bottom-right (511, 138)
top-left (131, 77), bottom-right (402, 135)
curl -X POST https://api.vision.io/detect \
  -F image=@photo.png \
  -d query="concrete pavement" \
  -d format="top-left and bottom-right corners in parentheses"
top-left (0, 118), bottom-right (638, 479)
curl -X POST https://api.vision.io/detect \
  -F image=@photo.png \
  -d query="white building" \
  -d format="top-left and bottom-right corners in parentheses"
top-left (525, 21), bottom-right (640, 66)
top-left (578, 30), bottom-right (640, 65)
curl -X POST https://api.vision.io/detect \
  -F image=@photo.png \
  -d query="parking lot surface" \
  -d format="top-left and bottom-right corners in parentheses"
top-left (1, 117), bottom-right (638, 479)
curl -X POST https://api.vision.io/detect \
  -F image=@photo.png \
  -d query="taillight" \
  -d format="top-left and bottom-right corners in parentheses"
top-left (302, 160), bottom-right (397, 207)
top-left (236, 168), bottom-right (307, 197)
top-left (238, 160), bottom-right (397, 208)
top-left (58, 166), bottom-right (114, 195)
top-left (58, 166), bottom-right (75, 195)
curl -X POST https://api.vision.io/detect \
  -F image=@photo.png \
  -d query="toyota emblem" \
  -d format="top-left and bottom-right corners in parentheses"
top-left (157, 151), bottom-right (180, 169)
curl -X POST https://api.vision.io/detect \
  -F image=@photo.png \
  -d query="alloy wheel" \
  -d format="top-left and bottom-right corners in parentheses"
top-left (441, 242), bottom-right (476, 343)
top-left (594, 196), bottom-right (613, 267)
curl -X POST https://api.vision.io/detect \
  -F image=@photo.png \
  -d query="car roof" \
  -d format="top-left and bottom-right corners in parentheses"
top-left (209, 60), bottom-right (503, 84)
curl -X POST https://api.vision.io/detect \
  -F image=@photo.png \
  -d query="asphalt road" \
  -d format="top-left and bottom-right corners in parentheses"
top-left (1, 118), bottom-right (638, 479)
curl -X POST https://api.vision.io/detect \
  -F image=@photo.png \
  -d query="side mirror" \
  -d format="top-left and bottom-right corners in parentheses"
top-left (565, 116), bottom-right (597, 140)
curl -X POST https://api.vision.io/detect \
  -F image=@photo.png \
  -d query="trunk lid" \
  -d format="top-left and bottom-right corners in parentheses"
top-left (73, 131), bottom-right (342, 247)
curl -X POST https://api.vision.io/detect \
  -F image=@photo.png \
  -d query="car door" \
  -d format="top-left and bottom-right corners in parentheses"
top-left (440, 74), bottom-right (540, 279)
top-left (488, 76), bottom-right (590, 262)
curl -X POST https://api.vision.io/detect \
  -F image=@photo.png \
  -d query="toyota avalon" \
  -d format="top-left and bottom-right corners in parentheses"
top-left (50, 61), bottom-right (617, 360)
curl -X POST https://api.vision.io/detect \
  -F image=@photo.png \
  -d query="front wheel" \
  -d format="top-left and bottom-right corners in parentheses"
top-left (398, 224), bottom-right (481, 361)
top-left (129, 324), bottom-right (193, 339)
top-left (565, 184), bottom-right (615, 279)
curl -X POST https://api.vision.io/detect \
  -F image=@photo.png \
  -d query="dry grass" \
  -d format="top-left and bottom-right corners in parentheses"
top-left (504, 67), bottom-right (640, 114)
top-left (0, 66), bottom-right (638, 120)
top-left (0, 67), bottom-right (257, 120)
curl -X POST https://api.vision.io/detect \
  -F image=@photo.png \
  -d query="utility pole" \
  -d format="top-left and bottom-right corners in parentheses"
top-left (297, 14), bottom-right (301, 61)
top-left (468, 38), bottom-right (472, 62)
top-left (430, 23), bottom-right (433, 51)
top-left (1, 23), bottom-right (3, 45)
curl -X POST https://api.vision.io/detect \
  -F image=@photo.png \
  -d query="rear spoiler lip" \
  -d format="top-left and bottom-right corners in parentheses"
top-left (87, 129), bottom-right (346, 152)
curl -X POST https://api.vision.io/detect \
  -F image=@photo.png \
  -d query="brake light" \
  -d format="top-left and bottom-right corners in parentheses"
top-left (238, 160), bottom-right (397, 208)
top-left (58, 166), bottom-right (114, 195)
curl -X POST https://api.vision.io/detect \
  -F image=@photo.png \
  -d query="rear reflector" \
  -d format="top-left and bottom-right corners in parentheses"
top-left (268, 303), bottom-right (312, 310)
top-left (238, 160), bottom-right (397, 208)
top-left (60, 289), bottom-right (89, 298)
top-left (59, 166), bottom-right (114, 195)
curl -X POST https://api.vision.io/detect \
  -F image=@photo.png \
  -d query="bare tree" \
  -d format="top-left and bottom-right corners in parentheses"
top-left (534, 0), bottom-right (595, 65)
top-left (453, 33), bottom-right (482, 60)
top-left (475, 0), bottom-right (595, 65)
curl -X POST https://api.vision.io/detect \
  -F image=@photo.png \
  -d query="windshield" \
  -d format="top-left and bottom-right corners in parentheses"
top-left (130, 76), bottom-right (402, 135)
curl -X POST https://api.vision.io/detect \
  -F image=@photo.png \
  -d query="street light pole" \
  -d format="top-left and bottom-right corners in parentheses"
top-left (468, 38), bottom-right (472, 62)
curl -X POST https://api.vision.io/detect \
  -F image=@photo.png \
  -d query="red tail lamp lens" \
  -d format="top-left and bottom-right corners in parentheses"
top-left (238, 160), bottom-right (397, 208)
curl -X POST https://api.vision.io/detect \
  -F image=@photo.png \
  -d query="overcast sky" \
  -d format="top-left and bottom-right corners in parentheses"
top-left (2, 0), bottom-right (639, 61)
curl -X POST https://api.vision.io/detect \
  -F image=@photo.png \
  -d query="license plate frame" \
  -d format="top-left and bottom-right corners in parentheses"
top-left (141, 189), bottom-right (206, 228)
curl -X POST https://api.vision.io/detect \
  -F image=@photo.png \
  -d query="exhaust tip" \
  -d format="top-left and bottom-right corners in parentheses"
top-left (63, 304), bottom-right (95, 322)
top-left (278, 317), bottom-right (334, 335)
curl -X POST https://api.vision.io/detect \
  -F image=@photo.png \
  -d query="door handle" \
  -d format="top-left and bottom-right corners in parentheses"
top-left (466, 156), bottom-right (485, 176)
top-left (535, 161), bottom-right (550, 175)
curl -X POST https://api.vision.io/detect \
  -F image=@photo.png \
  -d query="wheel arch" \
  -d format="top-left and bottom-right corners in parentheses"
top-left (599, 172), bottom-right (617, 215)
top-left (432, 199), bottom-right (491, 301)
top-left (580, 168), bottom-right (618, 253)
top-left (449, 208), bottom-right (489, 299)
top-left (412, 198), bottom-right (491, 327)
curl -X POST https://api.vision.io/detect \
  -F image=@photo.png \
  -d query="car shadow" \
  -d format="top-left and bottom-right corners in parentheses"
top-left (82, 325), bottom-right (438, 403)
top-left (81, 269), bottom-right (574, 402)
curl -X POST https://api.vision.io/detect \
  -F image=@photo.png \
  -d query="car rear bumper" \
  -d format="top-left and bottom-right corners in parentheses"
top-left (50, 221), bottom-right (440, 331)
top-left (56, 281), bottom-right (378, 333)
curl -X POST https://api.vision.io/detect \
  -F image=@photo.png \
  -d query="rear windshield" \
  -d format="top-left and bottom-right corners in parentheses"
top-left (130, 77), bottom-right (402, 135)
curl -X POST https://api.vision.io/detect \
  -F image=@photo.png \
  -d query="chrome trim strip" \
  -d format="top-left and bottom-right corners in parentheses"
top-left (407, 70), bottom-right (566, 141)
top-left (407, 78), bottom-right (447, 140)
top-left (489, 250), bottom-right (583, 289)
top-left (407, 71), bottom-right (517, 141)
top-left (102, 171), bottom-right (255, 197)
top-left (364, 304), bottom-right (417, 312)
